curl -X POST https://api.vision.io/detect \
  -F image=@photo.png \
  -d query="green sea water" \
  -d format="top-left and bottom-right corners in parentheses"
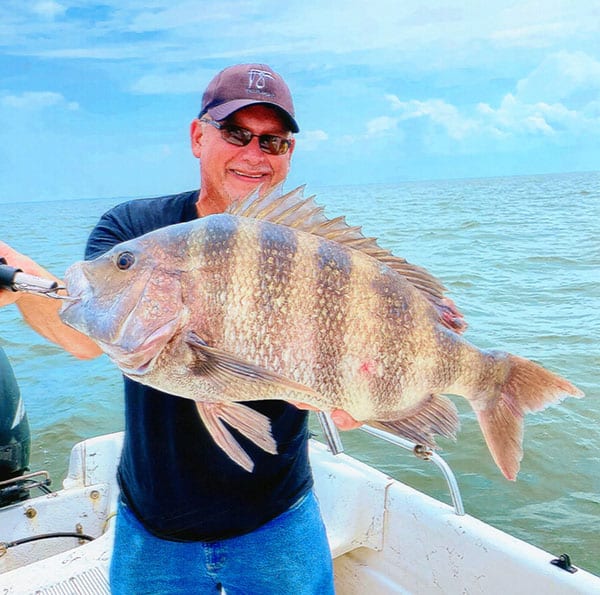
top-left (1, 171), bottom-right (598, 575)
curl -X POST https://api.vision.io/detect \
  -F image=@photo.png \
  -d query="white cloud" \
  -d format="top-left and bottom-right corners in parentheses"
top-left (490, 22), bottom-right (572, 49)
top-left (4, 6), bottom-right (597, 108)
top-left (366, 116), bottom-right (398, 137)
top-left (386, 91), bottom-right (593, 148)
top-left (2, 1), bottom-right (596, 74)
top-left (491, 1), bottom-right (599, 49)
top-left (1, 91), bottom-right (79, 111)
top-left (478, 93), bottom-right (585, 137)
top-left (127, 2), bottom-right (241, 33)
top-left (376, 50), bottom-right (600, 152)
top-left (36, 45), bottom-right (160, 60)
top-left (515, 51), bottom-right (600, 104)
top-left (31, 1), bottom-right (66, 20)
top-left (297, 129), bottom-right (328, 151)
top-left (1, 0), bottom-right (599, 195)
top-left (386, 96), bottom-right (478, 140)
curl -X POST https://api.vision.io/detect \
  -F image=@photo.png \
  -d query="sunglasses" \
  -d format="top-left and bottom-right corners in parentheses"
top-left (204, 120), bottom-right (293, 156)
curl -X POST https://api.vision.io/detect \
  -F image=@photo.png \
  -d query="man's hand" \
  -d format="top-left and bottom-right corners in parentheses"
top-left (292, 402), bottom-right (363, 431)
top-left (329, 409), bottom-right (363, 431)
top-left (0, 241), bottom-right (30, 307)
top-left (0, 284), bottom-right (21, 307)
top-left (0, 241), bottom-right (102, 359)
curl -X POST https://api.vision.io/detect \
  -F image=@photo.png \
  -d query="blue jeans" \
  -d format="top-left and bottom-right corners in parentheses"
top-left (109, 491), bottom-right (335, 594)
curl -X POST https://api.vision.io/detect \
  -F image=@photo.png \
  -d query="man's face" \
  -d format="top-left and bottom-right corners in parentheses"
top-left (191, 104), bottom-right (295, 215)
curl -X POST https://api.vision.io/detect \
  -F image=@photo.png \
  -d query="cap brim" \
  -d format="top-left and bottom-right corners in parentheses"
top-left (207, 99), bottom-right (299, 133)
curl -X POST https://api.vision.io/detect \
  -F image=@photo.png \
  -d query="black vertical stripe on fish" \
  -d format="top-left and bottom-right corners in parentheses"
top-left (369, 270), bottom-right (413, 407)
top-left (198, 214), bottom-right (239, 344)
top-left (255, 221), bottom-right (299, 365)
top-left (314, 238), bottom-right (353, 397)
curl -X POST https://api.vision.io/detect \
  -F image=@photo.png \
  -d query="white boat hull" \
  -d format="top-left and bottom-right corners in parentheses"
top-left (1, 433), bottom-right (598, 594)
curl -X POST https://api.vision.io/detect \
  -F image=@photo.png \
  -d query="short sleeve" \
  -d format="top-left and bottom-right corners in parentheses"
top-left (85, 203), bottom-right (137, 260)
top-left (84, 191), bottom-right (199, 261)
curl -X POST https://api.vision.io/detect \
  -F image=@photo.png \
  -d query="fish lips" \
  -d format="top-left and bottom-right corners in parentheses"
top-left (59, 265), bottom-right (94, 332)
top-left (100, 316), bottom-right (183, 376)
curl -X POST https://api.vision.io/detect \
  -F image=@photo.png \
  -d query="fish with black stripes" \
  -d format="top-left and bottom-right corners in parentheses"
top-left (59, 187), bottom-right (583, 478)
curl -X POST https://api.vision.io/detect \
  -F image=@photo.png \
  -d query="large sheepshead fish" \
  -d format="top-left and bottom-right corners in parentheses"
top-left (60, 187), bottom-right (583, 477)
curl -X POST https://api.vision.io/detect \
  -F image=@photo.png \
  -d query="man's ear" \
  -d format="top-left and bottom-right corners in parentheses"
top-left (190, 119), bottom-right (203, 158)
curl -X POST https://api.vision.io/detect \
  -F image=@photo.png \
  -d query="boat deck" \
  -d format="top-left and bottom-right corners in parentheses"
top-left (2, 433), bottom-right (598, 594)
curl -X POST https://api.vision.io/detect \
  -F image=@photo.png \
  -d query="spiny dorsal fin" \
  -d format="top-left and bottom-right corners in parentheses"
top-left (226, 186), bottom-right (467, 333)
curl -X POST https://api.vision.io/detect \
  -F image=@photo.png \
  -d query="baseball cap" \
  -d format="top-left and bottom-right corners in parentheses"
top-left (199, 64), bottom-right (299, 133)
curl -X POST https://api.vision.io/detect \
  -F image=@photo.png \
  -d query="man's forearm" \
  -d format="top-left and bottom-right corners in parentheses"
top-left (1, 241), bottom-right (102, 360)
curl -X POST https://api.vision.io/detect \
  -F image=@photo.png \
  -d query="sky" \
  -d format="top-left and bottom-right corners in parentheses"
top-left (0, 1), bottom-right (599, 202)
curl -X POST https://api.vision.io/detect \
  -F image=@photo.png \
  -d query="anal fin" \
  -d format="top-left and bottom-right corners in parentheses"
top-left (368, 394), bottom-right (459, 449)
top-left (195, 401), bottom-right (278, 472)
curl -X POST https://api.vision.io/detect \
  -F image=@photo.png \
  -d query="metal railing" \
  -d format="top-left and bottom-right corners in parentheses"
top-left (316, 411), bottom-right (465, 516)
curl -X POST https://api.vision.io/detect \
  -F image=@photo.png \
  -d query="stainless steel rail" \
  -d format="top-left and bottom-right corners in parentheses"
top-left (315, 412), bottom-right (465, 516)
top-left (359, 425), bottom-right (465, 516)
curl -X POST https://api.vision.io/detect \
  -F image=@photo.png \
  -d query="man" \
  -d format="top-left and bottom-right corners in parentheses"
top-left (0, 63), bottom-right (358, 594)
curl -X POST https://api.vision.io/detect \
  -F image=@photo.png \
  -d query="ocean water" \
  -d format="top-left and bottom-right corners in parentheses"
top-left (1, 171), bottom-right (598, 576)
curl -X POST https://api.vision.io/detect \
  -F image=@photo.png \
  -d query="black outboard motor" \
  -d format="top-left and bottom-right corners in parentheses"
top-left (0, 346), bottom-right (31, 505)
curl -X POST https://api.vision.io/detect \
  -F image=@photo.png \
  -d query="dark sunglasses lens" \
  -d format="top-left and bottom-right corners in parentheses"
top-left (220, 124), bottom-right (290, 155)
top-left (222, 126), bottom-right (252, 146)
top-left (260, 136), bottom-right (290, 155)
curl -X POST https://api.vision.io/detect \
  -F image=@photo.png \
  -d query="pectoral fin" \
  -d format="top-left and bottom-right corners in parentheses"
top-left (186, 331), bottom-right (319, 402)
top-left (195, 401), bottom-right (278, 472)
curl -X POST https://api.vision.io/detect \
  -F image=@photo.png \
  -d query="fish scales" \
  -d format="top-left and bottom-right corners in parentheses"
top-left (326, 255), bottom-right (445, 419)
top-left (211, 218), bottom-right (355, 404)
top-left (255, 221), bottom-right (299, 371)
top-left (313, 238), bottom-right (353, 405)
top-left (218, 218), bottom-right (309, 383)
top-left (60, 186), bottom-right (584, 479)
top-left (368, 268), bottom-right (425, 414)
top-left (195, 214), bottom-right (239, 346)
top-left (229, 221), bottom-right (461, 421)
top-left (199, 220), bottom-right (467, 418)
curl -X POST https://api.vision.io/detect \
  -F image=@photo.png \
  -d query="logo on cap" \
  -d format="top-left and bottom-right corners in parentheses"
top-left (247, 69), bottom-right (275, 97)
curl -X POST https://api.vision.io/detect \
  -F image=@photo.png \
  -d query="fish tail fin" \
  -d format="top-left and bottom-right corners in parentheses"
top-left (473, 353), bottom-right (584, 481)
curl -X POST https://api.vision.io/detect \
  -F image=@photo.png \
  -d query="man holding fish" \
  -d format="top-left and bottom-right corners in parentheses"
top-left (0, 64), bottom-right (358, 594)
top-left (0, 62), bottom-right (583, 594)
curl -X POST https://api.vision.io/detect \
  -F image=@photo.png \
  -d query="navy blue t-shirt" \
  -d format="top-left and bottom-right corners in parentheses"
top-left (85, 190), bottom-right (313, 541)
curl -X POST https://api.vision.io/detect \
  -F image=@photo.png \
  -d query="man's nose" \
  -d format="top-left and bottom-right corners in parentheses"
top-left (238, 137), bottom-right (268, 162)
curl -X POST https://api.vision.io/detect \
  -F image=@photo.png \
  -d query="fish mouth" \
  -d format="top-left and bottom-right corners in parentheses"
top-left (106, 315), bottom-right (182, 376)
top-left (59, 293), bottom-right (82, 314)
top-left (58, 291), bottom-right (90, 331)
top-left (60, 265), bottom-right (91, 322)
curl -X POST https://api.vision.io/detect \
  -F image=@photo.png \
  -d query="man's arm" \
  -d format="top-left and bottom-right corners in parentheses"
top-left (0, 241), bottom-right (102, 360)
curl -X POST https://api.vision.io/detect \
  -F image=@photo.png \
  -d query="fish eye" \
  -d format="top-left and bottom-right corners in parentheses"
top-left (116, 251), bottom-right (135, 270)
